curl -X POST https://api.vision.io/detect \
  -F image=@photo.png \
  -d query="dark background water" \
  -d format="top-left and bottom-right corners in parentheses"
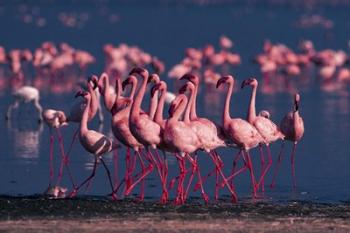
top-left (0, 0), bottom-right (350, 203)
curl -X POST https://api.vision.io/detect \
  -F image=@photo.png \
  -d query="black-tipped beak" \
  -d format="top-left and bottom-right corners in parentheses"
top-left (294, 99), bottom-right (299, 111)
top-left (216, 77), bottom-right (228, 88)
top-left (122, 79), bottom-right (129, 91)
top-left (179, 73), bottom-right (195, 81)
top-left (241, 80), bottom-right (249, 89)
top-left (129, 67), bottom-right (146, 76)
top-left (75, 90), bottom-right (85, 98)
top-left (88, 75), bottom-right (98, 90)
top-left (151, 83), bottom-right (161, 97)
top-left (179, 84), bottom-right (188, 94)
top-left (168, 103), bottom-right (176, 117)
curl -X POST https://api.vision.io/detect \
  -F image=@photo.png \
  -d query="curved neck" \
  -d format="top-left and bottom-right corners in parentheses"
top-left (185, 87), bottom-right (195, 123)
top-left (100, 75), bottom-right (114, 111)
top-left (191, 83), bottom-right (198, 120)
top-left (149, 88), bottom-right (158, 120)
top-left (154, 87), bottom-right (166, 125)
top-left (172, 97), bottom-right (188, 121)
top-left (115, 76), bottom-right (122, 99)
top-left (247, 85), bottom-right (257, 123)
top-left (80, 96), bottom-right (91, 134)
top-left (223, 82), bottom-right (233, 124)
top-left (87, 84), bottom-right (98, 116)
top-left (131, 74), bottom-right (147, 118)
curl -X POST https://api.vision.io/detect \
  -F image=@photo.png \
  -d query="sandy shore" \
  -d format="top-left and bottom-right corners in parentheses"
top-left (1, 196), bottom-right (350, 232)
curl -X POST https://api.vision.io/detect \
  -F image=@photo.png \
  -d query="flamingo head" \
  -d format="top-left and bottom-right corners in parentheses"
top-left (258, 110), bottom-right (270, 119)
top-left (75, 90), bottom-right (89, 98)
top-left (179, 73), bottom-right (199, 85)
top-left (179, 81), bottom-right (195, 94)
top-left (129, 67), bottom-right (148, 78)
top-left (151, 81), bottom-right (166, 97)
top-left (148, 73), bottom-right (160, 84)
top-left (122, 75), bottom-right (137, 91)
top-left (88, 75), bottom-right (99, 90)
top-left (216, 75), bottom-right (233, 88)
top-left (241, 78), bottom-right (257, 89)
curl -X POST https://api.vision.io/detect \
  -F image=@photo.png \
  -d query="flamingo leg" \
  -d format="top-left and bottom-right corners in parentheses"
top-left (270, 141), bottom-right (285, 189)
top-left (230, 150), bottom-right (242, 189)
top-left (136, 150), bottom-right (146, 201)
top-left (259, 145), bottom-right (265, 191)
top-left (187, 154), bottom-right (208, 204)
top-left (48, 131), bottom-right (54, 188)
top-left (291, 142), bottom-right (298, 189)
top-left (161, 151), bottom-right (168, 204)
top-left (70, 157), bottom-right (98, 197)
top-left (243, 150), bottom-right (257, 197)
top-left (174, 155), bottom-right (186, 205)
top-left (256, 145), bottom-right (273, 192)
top-left (65, 128), bottom-right (79, 162)
top-left (100, 158), bottom-right (117, 200)
top-left (113, 148), bottom-right (119, 188)
top-left (210, 151), bottom-right (238, 203)
top-left (125, 147), bottom-right (132, 190)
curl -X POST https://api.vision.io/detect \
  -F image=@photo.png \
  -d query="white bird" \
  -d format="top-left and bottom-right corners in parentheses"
top-left (6, 86), bottom-right (43, 122)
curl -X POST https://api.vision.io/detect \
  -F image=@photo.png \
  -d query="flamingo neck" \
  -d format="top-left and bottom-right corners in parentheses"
top-left (149, 88), bottom-right (159, 120)
top-left (191, 83), bottom-right (198, 120)
top-left (185, 86), bottom-right (195, 123)
top-left (154, 87), bottom-right (166, 126)
top-left (87, 84), bottom-right (98, 117)
top-left (101, 75), bottom-right (114, 111)
top-left (223, 82), bottom-right (233, 124)
top-left (131, 74), bottom-right (147, 118)
top-left (116, 76), bottom-right (122, 98)
top-left (247, 84), bottom-right (257, 123)
top-left (172, 97), bottom-right (188, 121)
top-left (80, 96), bottom-right (91, 135)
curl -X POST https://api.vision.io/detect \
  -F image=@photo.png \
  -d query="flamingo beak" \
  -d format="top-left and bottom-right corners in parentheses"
top-left (179, 84), bottom-right (188, 94)
top-left (129, 67), bottom-right (146, 76)
top-left (216, 77), bottom-right (228, 88)
top-left (241, 78), bottom-right (256, 89)
top-left (122, 79), bottom-right (130, 91)
top-left (151, 83), bottom-right (161, 97)
top-left (179, 73), bottom-right (194, 81)
top-left (75, 90), bottom-right (85, 98)
top-left (168, 104), bottom-right (176, 117)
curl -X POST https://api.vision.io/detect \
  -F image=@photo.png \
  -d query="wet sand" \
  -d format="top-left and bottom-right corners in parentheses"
top-left (1, 196), bottom-right (350, 232)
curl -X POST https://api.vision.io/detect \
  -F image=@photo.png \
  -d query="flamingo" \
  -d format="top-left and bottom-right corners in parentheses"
top-left (42, 109), bottom-right (69, 188)
top-left (6, 86), bottom-right (43, 122)
top-left (110, 75), bottom-right (153, 201)
top-left (70, 90), bottom-right (119, 199)
top-left (241, 77), bottom-right (284, 192)
top-left (271, 93), bottom-right (304, 189)
top-left (128, 68), bottom-right (164, 168)
top-left (163, 94), bottom-right (204, 203)
top-left (178, 80), bottom-right (237, 202)
top-left (216, 75), bottom-right (264, 197)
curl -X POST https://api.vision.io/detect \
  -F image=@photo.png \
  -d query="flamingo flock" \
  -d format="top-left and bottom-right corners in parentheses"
top-left (21, 66), bottom-right (304, 204)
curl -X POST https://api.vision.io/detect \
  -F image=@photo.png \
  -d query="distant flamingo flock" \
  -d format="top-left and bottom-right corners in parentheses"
top-left (5, 65), bottom-right (304, 204)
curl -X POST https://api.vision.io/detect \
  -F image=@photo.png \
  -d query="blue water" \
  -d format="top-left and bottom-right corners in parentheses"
top-left (0, 1), bottom-right (350, 203)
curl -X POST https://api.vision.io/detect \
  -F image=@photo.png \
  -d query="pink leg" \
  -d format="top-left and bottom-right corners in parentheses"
top-left (174, 156), bottom-right (186, 205)
top-left (230, 150), bottom-right (242, 189)
top-left (136, 150), bottom-right (146, 201)
top-left (270, 141), bottom-right (285, 189)
top-left (113, 148), bottom-right (119, 188)
top-left (243, 150), bottom-right (257, 197)
top-left (70, 157), bottom-right (98, 197)
top-left (256, 145), bottom-right (273, 192)
top-left (291, 142), bottom-right (297, 189)
top-left (48, 133), bottom-right (54, 187)
top-left (146, 149), bottom-right (167, 201)
top-left (187, 154), bottom-right (208, 204)
top-left (259, 145), bottom-right (265, 192)
top-left (161, 151), bottom-right (169, 204)
top-left (210, 151), bottom-right (238, 203)
top-left (100, 158), bottom-right (117, 200)
top-left (65, 128), bottom-right (78, 162)
top-left (125, 147), bottom-right (131, 190)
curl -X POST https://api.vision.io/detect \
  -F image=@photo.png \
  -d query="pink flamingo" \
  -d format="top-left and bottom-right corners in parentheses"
top-left (70, 90), bottom-right (119, 199)
top-left (127, 68), bottom-right (166, 200)
top-left (271, 94), bottom-right (304, 189)
top-left (42, 109), bottom-right (69, 188)
top-left (216, 75), bottom-right (264, 197)
top-left (111, 75), bottom-right (153, 201)
top-left (241, 78), bottom-right (284, 192)
top-left (163, 94), bottom-right (204, 203)
top-left (178, 80), bottom-right (237, 202)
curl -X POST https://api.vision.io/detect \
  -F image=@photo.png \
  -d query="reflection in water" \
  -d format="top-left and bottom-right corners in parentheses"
top-left (8, 122), bottom-right (43, 163)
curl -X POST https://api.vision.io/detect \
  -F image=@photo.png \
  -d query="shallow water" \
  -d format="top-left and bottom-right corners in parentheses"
top-left (0, 1), bottom-right (350, 204)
